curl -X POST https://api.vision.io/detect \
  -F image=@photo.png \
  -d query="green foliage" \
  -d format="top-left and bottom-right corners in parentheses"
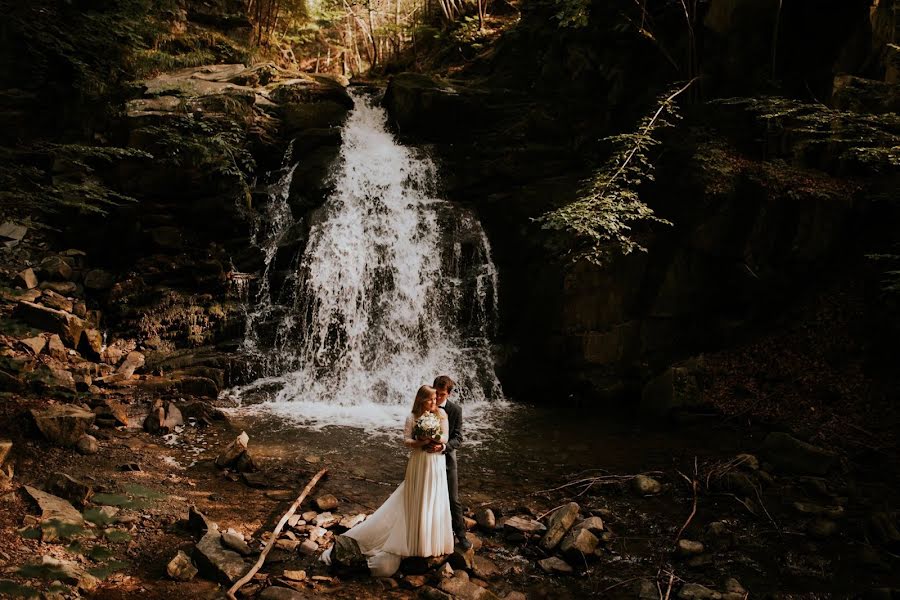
top-left (553, 0), bottom-right (591, 28)
top-left (537, 82), bottom-right (696, 265)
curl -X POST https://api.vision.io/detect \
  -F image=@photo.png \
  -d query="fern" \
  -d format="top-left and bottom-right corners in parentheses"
top-left (537, 79), bottom-right (696, 265)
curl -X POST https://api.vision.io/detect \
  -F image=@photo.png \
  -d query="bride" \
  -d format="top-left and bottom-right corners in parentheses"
top-left (321, 385), bottom-right (454, 577)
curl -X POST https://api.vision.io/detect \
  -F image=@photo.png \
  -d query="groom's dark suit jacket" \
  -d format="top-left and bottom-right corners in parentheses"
top-left (441, 399), bottom-right (463, 464)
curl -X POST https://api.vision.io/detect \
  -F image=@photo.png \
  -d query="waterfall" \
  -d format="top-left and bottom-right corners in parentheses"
top-left (225, 91), bottom-right (504, 432)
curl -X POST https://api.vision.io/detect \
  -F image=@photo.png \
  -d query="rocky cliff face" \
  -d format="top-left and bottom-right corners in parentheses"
top-left (382, 0), bottom-right (900, 410)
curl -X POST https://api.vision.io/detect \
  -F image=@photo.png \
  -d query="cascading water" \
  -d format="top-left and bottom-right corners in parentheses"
top-left (224, 91), bottom-right (505, 433)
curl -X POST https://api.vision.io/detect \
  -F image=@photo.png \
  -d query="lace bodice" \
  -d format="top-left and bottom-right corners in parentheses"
top-left (402, 411), bottom-right (449, 447)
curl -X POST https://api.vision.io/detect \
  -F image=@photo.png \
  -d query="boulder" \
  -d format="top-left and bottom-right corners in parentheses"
top-left (78, 329), bottom-right (103, 361)
top-left (640, 366), bottom-right (703, 415)
top-left (83, 270), bottom-right (115, 291)
top-left (143, 399), bottom-right (184, 434)
top-left (167, 550), bottom-right (198, 581)
top-left (17, 267), bottom-right (38, 289)
top-left (678, 583), bottom-right (722, 599)
top-left (632, 474), bottom-right (663, 495)
top-left (331, 534), bottom-right (367, 570)
top-left (31, 405), bottom-right (95, 446)
top-left (676, 539), bottom-right (705, 557)
top-left (540, 502), bottom-right (580, 550)
top-left (76, 434), bottom-right (99, 455)
top-left (40, 290), bottom-right (74, 313)
top-left (538, 556), bottom-right (573, 574)
top-left (475, 508), bottom-right (496, 530)
top-left (502, 515), bottom-right (547, 536)
top-left (193, 530), bottom-right (251, 583)
top-left (39, 256), bottom-right (73, 281)
top-left (759, 432), bottom-right (838, 475)
top-left (24, 485), bottom-right (85, 542)
top-left (30, 556), bottom-right (99, 592)
top-left (46, 472), bottom-right (93, 507)
top-left (92, 398), bottom-right (129, 427)
top-left (316, 493), bottom-right (339, 511)
top-left (47, 335), bottom-right (67, 360)
top-left (14, 301), bottom-right (84, 347)
top-left (117, 351), bottom-right (145, 378)
top-left (19, 336), bottom-right (46, 355)
top-left (560, 528), bottom-right (599, 563)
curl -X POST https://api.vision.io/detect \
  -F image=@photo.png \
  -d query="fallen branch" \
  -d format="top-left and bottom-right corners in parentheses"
top-left (533, 472), bottom-right (664, 496)
top-left (673, 457), bottom-right (698, 543)
top-left (227, 468), bottom-right (328, 600)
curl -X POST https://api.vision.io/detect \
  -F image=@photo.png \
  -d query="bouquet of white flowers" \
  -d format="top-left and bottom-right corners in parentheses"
top-left (412, 411), bottom-right (442, 442)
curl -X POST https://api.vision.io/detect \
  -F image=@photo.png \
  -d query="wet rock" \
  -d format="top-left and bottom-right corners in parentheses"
top-left (31, 405), bottom-right (95, 446)
top-left (723, 578), bottom-right (746, 595)
top-left (705, 521), bottom-right (736, 551)
top-left (194, 530), bottom-right (251, 583)
top-left (260, 587), bottom-right (308, 600)
top-left (632, 474), bottom-right (663, 495)
top-left (678, 583), bottom-right (721, 599)
top-left (17, 267), bottom-right (38, 289)
top-left (503, 593), bottom-right (527, 600)
top-left (676, 539), bottom-right (705, 557)
top-left (316, 493), bottom-right (339, 511)
top-left (76, 434), bottom-right (99, 455)
top-left (19, 336), bottom-right (46, 355)
top-left (540, 502), bottom-right (580, 551)
top-left (538, 556), bottom-right (573, 574)
top-left (448, 545), bottom-right (475, 570)
top-left (14, 301), bottom-right (84, 347)
top-left (299, 539), bottom-right (318, 554)
top-left (78, 329), bottom-right (103, 361)
top-left (331, 534), bottom-right (367, 570)
top-left (216, 431), bottom-right (252, 470)
top-left (47, 335), bottom-right (67, 361)
top-left (560, 527), bottom-right (599, 563)
top-left (116, 351), bottom-right (145, 379)
top-left (807, 518), bottom-right (839, 538)
top-left (475, 507), bottom-right (496, 530)
top-left (633, 579), bottom-right (660, 599)
top-left (40, 256), bottom-right (73, 281)
top-left (436, 562), bottom-right (454, 578)
top-left (46, 472), bottom-right (93, 507)
top-left (24, 485), bottom-right (85, 542)
top-left (472, 555), bottom-right (500, 579)
top-left (760, 432), bottom-right (838, 475)
top-left (403, 574), bottom-right (427, 588)
top-left (83, 270), bottom-right (114, 291)
top-left (144, 399), bottom-right (183, 434)
top-left (502, 515), bottom-right (546, 536)
top-left (792, 502), bottom-right (844, 519)
top-left (167, 550), bottom-right (198, 581)
top-left (222, 529), bottom-right (253, 555)
top-left (573, 516), bottom-right (604, 536)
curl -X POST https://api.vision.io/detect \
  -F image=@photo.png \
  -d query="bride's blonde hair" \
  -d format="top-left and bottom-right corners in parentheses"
top-left (412, 385), bottom-right (437, 418)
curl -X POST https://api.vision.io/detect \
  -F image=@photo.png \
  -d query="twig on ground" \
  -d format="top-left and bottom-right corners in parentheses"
top-left (674, 457), bottom-right (698, 543)
top-left (226, 467), bottom-right (328, 600)
top-left (533, 472), bottom-right (663, 496)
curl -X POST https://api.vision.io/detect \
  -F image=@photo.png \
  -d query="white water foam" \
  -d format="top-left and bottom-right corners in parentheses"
top-left (223, 92), bottom-right (506, 438)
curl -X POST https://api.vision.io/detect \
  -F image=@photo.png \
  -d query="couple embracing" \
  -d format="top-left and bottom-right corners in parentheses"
top-left (322, 375), bottom-right (470, 577)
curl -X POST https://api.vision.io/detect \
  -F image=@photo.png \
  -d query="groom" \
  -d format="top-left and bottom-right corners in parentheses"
top-left (428, 375), bottom-right (471, 550)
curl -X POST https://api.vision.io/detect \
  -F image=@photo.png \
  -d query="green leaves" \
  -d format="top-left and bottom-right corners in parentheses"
top-left (537, 80), bottom-right (696, 265)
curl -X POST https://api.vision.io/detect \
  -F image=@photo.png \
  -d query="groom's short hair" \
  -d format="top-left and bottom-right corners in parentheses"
top-left (433, 375), bottom-right (455, 392)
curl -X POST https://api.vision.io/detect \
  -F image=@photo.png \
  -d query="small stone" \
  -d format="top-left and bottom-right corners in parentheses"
top-left (259, 587), bottom-right (306, 600)
top-left (436, 562), bottom-right (454, 578)
top-left (78, 329), bottom-right (103, 361)
top-left (76, 434), bottom-right (99, 455)
top-left (472, 555), bottom-right (500, 579)
top-left (40, 256), bottom-right (73, 281)
top-left (222, 530), bottom-right (252, 555)
top-left (723, 578), bottom-right (746, 594)
top-left (448, 545), bottom-right (475, 570)
top-left (313, 512), bottom-right (338, 528)
top-left (299, 539), bottom-right (318, 555)
top-left (315, 493), bottom-right (339, 511)
top-left (560, 527), bottom-right (599, 563)
top-left (167, 550), bottom-right (198, 581)
top-left (574, 516), bottom-right (605, 537)
top-left (17, 268), bottom-right (38, 289)
top-left (632, 474), bottom-right (663, 495)
top-left (338, 513), bottom-right (366, 529)
top-left (83, 270), bottom-right (114, 291)
top-left (403, 574), bottom-right (427, 588)
top-left (194, 531), bottom-right (250, 583)
top-left (19, 336), bottom-right (46, 355)
top-left (31, 405), bottom-right (95, 447)
top-left (215, 431), bottom-right (250, 469)
top-left (41, 290), bottom-right (73, 313)
top-left (464, 515), bottom-right (477, 530)
top-left (47, 335), bottom-right (67, 360)
top-left (287, 515), bottom-right (302, 528)
top-left (466, 531), bottom-right (482, 550)
top-left (46, 472), bottom-right (93, 507)
top-left (301, 510), bottom-right (317, 522)
top-left (503, 515), bottom-right (546, 535)
top-left (275, 539), bottom-right (300, 551)
top-left (676, 539), bottom-right (705, 557)
top-left (475, 507), bottom-right (496, 530)
top-left (282, 569), bottom-right (306, 581)
top-left (538, 556), bottom-right (573, 574)
top-left (678, 583), bottom-right (722, 599)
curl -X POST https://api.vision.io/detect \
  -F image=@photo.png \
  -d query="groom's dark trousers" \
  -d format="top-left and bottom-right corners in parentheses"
top-left (441, 400), bottom-right (466, 542)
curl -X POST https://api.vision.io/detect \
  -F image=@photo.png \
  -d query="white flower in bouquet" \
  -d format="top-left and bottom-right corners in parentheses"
top-left (412, 412), bottom-right (442, 442)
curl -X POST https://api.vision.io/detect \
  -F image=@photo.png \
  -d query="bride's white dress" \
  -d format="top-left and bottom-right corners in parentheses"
top-left (321, 411), bottom-right (454, 577)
